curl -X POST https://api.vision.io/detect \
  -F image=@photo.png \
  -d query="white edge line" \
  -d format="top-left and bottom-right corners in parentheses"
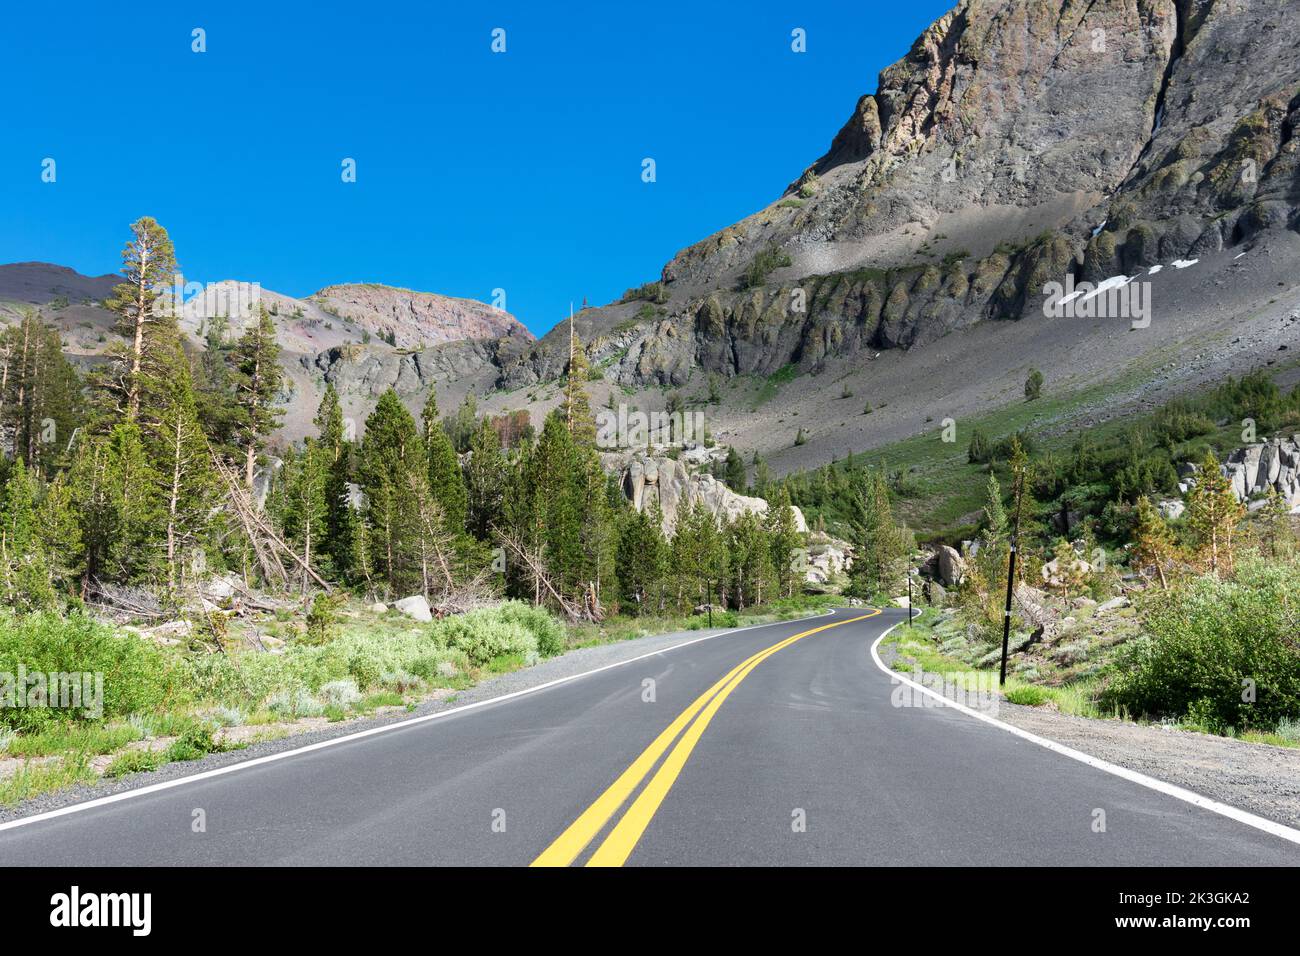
top-left (870, 617), bottom-right (1300, 848)
top-left (0, 609), bottom-right (841, 834)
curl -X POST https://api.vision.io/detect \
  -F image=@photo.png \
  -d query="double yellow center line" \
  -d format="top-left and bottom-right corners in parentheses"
top-left (530, 610), bottom-right (881, 867)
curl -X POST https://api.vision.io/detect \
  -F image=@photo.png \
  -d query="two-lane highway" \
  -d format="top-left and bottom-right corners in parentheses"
top-left (0, 608), bottom-right (1296, 866)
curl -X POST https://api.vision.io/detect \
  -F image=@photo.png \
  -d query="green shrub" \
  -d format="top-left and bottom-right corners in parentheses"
top-left (104, 749), bottom-right (166, 778)
top-left (1102, 557), bottom-right (1300, 729)
top-left (0, 612), bottom-right (178, 730)
top-left (741, 245), bottom-right (792, 289)
top-left (434, 613), bottom-right (537, 667)
top-left (165, 722), bottom-right (221, 762)
top-left (305, 593), bottom-right (341, 644)
top-left (491, 601), bottom-right (565, 657)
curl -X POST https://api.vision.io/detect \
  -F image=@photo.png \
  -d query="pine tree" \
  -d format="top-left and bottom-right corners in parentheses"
top-left (765, 485), bottom-right (804, 598)
top-left (422, 387), bottom-right (468, 532)
top-left (561, 318), bottom-right (595, 445)
top-left (983, 473), bottom-right (1007, 538)
top-left (1131, 495), bottom-right (1177, 589)
top-left (671, 499), bottom-right (725, 611)
top-left (0, 458), bottom-right (55, 608)
top-left (847, 469), bottom-right (908, 598)
top-left (727, 511), bottom-right (776, 609)
top-left (36, 473), bottom-right (82, 597)
top-left (618, 501), bottom-right (666, 613)
top-left (313, 384), bottom-right (353, 575)
top-left (101, 217), bottom-right (178, 422)
top-left (278, 440), bottom-right (331, 592)
top-left (723, 446), bottom-right (746, 491)
top-left (525, 412), bottom-right (586, 603)
top-left (1257, 487), bottom-right (1294, 559)
top-left (357, 389), bottom-right (429, 595)
top-left (230, 305), bottom-right (283, 488)
top-left (315, 384), bottom-right (346, 460)
top-left (0, 312), bottom-right (83, 475)
top-left (1186, 450), bottom-right (1244, 577)
top-left (149, 351), bottom-right (220, 594)
top-left (465, 416), bottom-right (507, 540)
top-left (1048, 537), bottom-right (1087, 600)
top-left (447, 393), bottom-right (479, 453)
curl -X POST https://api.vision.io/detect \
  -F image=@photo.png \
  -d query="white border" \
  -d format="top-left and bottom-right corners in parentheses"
top-left (0, 610), bottom-right (837, 835)
top-left (871, 618), bottom-right (1300, 848)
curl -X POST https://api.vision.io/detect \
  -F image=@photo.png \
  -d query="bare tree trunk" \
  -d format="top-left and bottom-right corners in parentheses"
top-left (127, 249), bottom-right (149, 422)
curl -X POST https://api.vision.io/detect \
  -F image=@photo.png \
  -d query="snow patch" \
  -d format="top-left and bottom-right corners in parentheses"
top-left (1172, 259), bottom-right (1199, 269)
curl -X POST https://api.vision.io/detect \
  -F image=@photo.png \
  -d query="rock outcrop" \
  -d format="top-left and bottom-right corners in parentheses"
top-left (515, 0), bottom-right (1300, 388)
top-left (1221, 437), bottom-right (1300, 511)
top-left (924, 545), bottom-right (966, 587)
top-left (621, 456), bottom-right (807, 537)
top-left (310, 284), bottom-right (532, 350)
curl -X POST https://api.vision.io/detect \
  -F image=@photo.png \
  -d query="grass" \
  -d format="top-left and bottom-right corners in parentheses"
top-left (1004, 685), bottom-right (1049, 706)
top-left (0, 756), bottom-right (96, 806)
top-left (884, 619), bottom-right (1105, 717)
top-left (103, 749), bottom-right (166, 778)
top-left (2, 721), bottom-right (141, 758)
top-left (752, 363), bottom-right (799, 409)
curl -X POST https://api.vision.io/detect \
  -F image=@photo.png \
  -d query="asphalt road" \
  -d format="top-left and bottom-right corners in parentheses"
top-left (0, 607), bottom-right (1296, 866)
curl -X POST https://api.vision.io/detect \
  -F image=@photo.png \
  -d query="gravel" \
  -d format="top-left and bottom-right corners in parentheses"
top-left (878, 639), bottom-right (1300, 830)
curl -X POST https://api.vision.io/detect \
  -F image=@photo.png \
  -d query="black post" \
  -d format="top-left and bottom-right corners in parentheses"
top-left (999, 464), bottom-right (1026, 687)
top-left (908, 572), bottom-right (914, 625)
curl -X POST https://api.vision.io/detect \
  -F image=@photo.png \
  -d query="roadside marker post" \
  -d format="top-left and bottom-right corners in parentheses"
top-left (999, 447), bottom-right (1028, 687)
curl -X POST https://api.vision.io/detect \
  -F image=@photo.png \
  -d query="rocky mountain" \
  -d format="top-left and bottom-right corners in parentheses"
top-left (512, 0), bottom-right (1299, 384)
top-left (0, 263), bottom-right (531, 442)
top-left (468, 0), bottom-right (1300, 480)
top-left (7, 0), bottom-right (1300, 474)
top-left (309, 284), bottom-right (530, 350)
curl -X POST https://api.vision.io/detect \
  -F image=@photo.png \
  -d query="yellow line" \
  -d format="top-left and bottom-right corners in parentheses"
top-left (529, 610), bottom-right (878, 867)
top-left (585, 610), bottom-right (878, 866)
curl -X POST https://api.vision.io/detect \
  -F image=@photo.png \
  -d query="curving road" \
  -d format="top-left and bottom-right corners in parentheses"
top-left (0, 607), bottom-right (1296, 866)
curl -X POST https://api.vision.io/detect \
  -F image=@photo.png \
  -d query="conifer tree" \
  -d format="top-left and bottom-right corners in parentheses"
top-left (1186, 450), bottom-right (1244, 578)
top-left (313, 384), bottom-right (354, 575)
top-left (465, 416), bottom-right (507, 540)
top-left (148, 345), bottom-right (219, 594)
top-left (525, 412), bottom-right (585, 602)
top-left (36, 473), bottom-right (83, 597)
top-left (727, 510), bottom-right (776, 609)
top-left (723, 446), bottom-right (746, 492)
top-left (102, 216), bottom-right (177, 422)
top-left (672, 500), bottom-right (726, 610)
top-left (0, 312), bottom-right (82, 475)
top-left (0, 458), bottom-right (55, 608)
top-left (279, 440), bottom-right (331, 592)
top-left (358, 389), bottom-right (430, 595)
top-left (421, 387), bottom-right (468, 532)
top-left (618, 501), bottom-right (666, 613)
top-left (765, 484), bottom-right (803, 598)
top-left (1131, 495), bottom-right (1177, 589)
top-left (230, 305), bottom-right (283, 488)
top-left (560, 319), bottom-right (595, 445)
top-left (983, 473), bottom-right (1007, 538)
top-left (847, 469), bottom-right (908, 598)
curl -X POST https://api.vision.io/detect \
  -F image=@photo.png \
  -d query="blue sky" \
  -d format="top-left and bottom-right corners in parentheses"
top-left (0, 1), bottom-right (953, 337)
